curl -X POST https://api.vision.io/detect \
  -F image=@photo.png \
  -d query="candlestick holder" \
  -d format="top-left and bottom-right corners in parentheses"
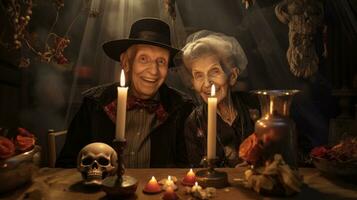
top-left (196, 157), bottom-right (228, 188)
top-left (102, 139), bottom-right (138, 197)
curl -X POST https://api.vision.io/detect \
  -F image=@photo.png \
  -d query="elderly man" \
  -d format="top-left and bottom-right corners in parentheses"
top-left (56, 18), bottom-right (193, 168)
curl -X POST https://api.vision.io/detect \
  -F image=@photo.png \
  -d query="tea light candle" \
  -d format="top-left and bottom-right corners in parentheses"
top-left (162, 186), bottom-right (179, 200)
top-left (166, 175), bottom-right (174, 186)
top-left (182, 168), bottom-right (196, 186)
top-left (163, 176), bottom-right (177, 190)
top-left (191, 182), bottom-right (202, 193)
top-left (143, 176), bottom-right (161, 194)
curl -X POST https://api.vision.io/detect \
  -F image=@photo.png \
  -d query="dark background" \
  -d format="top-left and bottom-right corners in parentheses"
top-left (0, 0), bottom-right (356, 166)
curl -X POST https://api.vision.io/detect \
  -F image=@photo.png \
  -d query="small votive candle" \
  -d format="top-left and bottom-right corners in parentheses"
top-left (163, 176), bottom-right (177, 191)
top-left (182, 168), bottom-right (196, 186)
top-left (143, 176), bottom-right (161, 194)
top-left (191, 182), bottom-right (202, 193)
top-left (162, 186), bottom-right (179, 200)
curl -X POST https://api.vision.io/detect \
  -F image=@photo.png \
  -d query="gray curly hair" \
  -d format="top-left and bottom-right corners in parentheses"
top-left (181, 30), bottom-right (248, 75)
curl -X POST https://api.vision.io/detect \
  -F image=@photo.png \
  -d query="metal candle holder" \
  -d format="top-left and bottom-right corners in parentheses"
top-left (196, 157), bottom-right (228, 188)
top-left (102, 139), bottom-right (138, 197)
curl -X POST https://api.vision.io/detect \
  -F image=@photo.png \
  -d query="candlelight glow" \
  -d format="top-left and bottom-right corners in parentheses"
top-left (151, 176), bottom-right (156, 182)
top-left (120, 69), bottom-right (125, 87)
top-left (188, 168), bottom-right (194, 176)
top-left (116, 70), bottom-right (128, 140)
top-left (195, 182), bottom-right (198, 186)
top-left (207, 84), bottom-right (217, 160)
top-left (168, 176), bottom-right (171, 181)
top-left (166, 186), bottom-right (174, 192)
top-left (211, 84), bottom-right (216, 96)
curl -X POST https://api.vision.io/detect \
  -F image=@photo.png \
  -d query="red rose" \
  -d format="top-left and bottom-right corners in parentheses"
top-left (17, 127), bottom-right (32, 137)
top-left (15, 128), bottom-right (35, 152)
top-left (310, 146), bottom-right (328, 158)
top-left (239, 133), bottom-right (263, 165)
top-left (15, 134), bottom-right (35, 152)
top-left (0, 136), bottom-right (16, 159)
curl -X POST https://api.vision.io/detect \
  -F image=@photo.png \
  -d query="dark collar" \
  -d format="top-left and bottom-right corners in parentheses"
top-left (83, 82), bottom-right (191, 114)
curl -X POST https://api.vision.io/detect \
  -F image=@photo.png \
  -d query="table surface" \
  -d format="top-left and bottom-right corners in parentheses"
top-left (0, 167), bottom-right (357, 200)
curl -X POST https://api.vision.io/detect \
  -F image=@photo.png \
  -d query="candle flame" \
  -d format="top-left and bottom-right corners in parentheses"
top-left (120, 69), bottom-right (125, 87)
top-left (211, 84), bottom-right (216, 96)
top-left (151, 176), bottom-right (156, 181)
top-left (187, 168), bottom-right (195, 176)
top-left (168, 176), bottom-right (171, 181)
top-left (195, 182), bottom-right (198, 186)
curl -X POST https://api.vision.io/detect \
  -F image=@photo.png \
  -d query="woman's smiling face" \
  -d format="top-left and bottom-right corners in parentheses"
top-left (188, 54), bottom-right (229, 104)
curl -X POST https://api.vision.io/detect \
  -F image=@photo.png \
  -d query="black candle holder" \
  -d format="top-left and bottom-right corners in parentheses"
top-left (102, 139), bottom-right (138, 197)
top-left (196, 157), bottom-right (228, 188)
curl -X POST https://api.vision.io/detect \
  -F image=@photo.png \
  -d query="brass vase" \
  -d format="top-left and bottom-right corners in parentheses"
top-left (254, 90), bottom-right (299, 168)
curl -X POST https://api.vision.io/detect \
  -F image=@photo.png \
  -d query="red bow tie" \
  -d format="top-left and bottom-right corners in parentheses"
top-left (127, 96), bottom-right (161, 113)
top-left (103, 96), bottom-right (168, 123)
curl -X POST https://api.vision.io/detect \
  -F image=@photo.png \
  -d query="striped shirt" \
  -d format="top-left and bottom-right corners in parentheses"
top-left (123, 108), bottom-right (160, 168)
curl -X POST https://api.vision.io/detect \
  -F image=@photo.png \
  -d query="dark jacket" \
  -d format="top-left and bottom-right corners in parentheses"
top-left (184, 91), bottom-right (259, 167)
top-left (56, 83), bottom-right (194, 168)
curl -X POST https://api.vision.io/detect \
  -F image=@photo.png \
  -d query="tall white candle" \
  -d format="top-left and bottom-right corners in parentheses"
top-left (207, 84), bottom-right (217, 160)
top-left (116, 69), bottom-right (128, 141)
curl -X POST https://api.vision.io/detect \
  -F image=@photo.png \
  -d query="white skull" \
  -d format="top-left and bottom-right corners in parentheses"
top-left (77, 142), bottom-right (118, 186)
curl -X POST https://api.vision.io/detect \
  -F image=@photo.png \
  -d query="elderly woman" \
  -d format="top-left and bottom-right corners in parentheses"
top-left (180, 31), bottom-right (259, 167)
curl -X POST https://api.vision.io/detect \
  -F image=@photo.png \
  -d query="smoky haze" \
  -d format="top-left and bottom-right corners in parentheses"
top-left (16, 0), bottom-right (337, 166)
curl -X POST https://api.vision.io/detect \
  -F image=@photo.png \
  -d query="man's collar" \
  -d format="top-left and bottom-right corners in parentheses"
top-left (83, 82), bottom-right (190, 114)
top-left (128, 87), bottom-right (160, 102)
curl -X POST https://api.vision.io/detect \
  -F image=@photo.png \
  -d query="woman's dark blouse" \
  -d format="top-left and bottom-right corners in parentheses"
top-left (184, 91), bottom-right (259, 167)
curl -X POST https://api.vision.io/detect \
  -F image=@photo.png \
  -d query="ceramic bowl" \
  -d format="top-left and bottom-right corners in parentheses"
top-left (0, 145), bottom-right (41, 193)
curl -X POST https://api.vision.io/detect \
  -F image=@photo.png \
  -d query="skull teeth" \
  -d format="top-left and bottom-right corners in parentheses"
top-left (87, 170), bottom-right (103, 179)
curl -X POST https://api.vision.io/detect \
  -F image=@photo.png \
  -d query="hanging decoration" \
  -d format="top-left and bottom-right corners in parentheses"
top-left (1, 0), bottom-right (33, 50)
top-left (164, 0), bottom-right (176, 20)
top-left (88, 0), bottom-right (101, 18)
top-left (0, 0), bottom-right (91, 68)
top-left (242, 0), bottom-right (255, 9)
top-left (275, 0), bottom-right (324, 78)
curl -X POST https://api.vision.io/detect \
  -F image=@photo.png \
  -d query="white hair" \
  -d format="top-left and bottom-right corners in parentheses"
top-left (181, 30), bottom-right (248, 74)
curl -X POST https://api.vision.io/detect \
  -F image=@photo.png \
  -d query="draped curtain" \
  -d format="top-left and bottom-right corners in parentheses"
top-left (325, 0), bottom-right (357, 89)
top-left (65, 0), bottom-right (187, 124)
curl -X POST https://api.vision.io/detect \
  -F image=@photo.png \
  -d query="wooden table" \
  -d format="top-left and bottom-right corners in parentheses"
top-left (0, 167), bottom-right (356, 200)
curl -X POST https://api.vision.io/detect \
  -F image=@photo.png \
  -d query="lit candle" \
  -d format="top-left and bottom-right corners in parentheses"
top-left (162, 186), bottom-right (179, 200)
top-left (191, 182), bottom-right (202, 193)
top-left (116, 69), bottom-right (128, 141)
top-left (163, 176), bottom-right (177, 190)
top-left (182, 168), bottom-right (196, 186)
top-left (143, 176), bottom-right (161, 194)
top-left (207, 84), bottom-right (217, 160)
top-left (167, 175), bottom-right (173, 186)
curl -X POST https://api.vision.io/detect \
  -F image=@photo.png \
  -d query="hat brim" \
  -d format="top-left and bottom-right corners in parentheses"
top-left (103, 39), bottom-right (180, 67)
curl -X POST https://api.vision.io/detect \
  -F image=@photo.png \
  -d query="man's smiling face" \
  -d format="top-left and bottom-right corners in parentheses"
top-left (124, 44), bottom-right (170, 99)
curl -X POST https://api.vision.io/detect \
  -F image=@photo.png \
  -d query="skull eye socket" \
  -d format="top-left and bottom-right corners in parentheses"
top-left (98, 156), bottom-right (109, 166)
top-left (82, 157), bottom-right (94, 165)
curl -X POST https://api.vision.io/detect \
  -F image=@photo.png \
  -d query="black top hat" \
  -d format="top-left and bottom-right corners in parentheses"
top-left (103, 18), bottom-right (180, 66)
